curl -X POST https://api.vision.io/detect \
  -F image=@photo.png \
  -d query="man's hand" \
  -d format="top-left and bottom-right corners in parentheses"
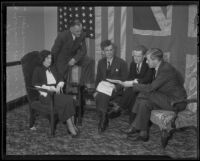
top-left (68, 58), bottom-right (76, 66)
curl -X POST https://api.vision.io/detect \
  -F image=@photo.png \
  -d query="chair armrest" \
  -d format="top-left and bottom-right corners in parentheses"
top-left (171, 98), bottom-right (197, 129)
top-left (27, 86), bottom-right (55, 96)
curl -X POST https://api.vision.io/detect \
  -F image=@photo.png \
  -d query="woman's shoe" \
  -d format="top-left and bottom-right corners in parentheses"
top-left (67, 127), bottom-right (79, 138)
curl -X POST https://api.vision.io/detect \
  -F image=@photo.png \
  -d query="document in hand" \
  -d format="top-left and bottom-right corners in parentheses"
top-left (106, 79), bottom-right (122, 85)
top-left (106, 79), bottom-right (137, 87)
top-left (96, 81), bottom-right (115, 96)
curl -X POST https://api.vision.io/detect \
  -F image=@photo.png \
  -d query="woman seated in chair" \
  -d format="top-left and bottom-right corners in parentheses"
top-left (32, 50), bottom-right (79, 138)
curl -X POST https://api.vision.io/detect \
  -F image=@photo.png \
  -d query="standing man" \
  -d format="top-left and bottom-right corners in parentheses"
top-left (94, 40), bottom-right (128, 133)
top-left (51, 19), bottom-right (94, 87)
top-left (115, 45), bottom-right (154, 124)
top-left (122, 48), bottom-right (187, 142)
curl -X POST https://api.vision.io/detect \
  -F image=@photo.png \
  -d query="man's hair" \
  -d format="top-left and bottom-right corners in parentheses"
top-left (70, 19), bottom-right (82, 27)
top-left (100, 40), bottom-right (113, 50)
top-left (146, 48), bottom-right (163, 61)
top-left (134, 45), bottom-right (147, 55)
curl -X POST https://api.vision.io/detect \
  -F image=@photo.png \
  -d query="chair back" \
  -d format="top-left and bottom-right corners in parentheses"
top-left (21, 51), bottom-right (41, 102)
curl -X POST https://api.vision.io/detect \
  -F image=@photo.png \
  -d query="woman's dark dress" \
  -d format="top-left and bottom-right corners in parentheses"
top-left (32, 65), bottom-right (75, 121)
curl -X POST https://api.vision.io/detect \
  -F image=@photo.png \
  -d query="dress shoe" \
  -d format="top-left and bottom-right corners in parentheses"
top-left (67, 129), bottom-right (79, 138)
top-left (121, 126), bottom-right (139, 135)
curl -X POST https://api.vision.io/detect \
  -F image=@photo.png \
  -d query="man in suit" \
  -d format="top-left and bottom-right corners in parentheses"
top-left (93, 40), bottom-right (128, 133)
top-left (113, 45), bottom-right (154, 124)
top-left (122, 48), bottom-right (187, 142)
top-left (51, 19), bottom-right (94, 87)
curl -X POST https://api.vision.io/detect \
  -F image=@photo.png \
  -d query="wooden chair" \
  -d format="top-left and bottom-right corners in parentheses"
top-left (21, 51), bottom-right (82, 136)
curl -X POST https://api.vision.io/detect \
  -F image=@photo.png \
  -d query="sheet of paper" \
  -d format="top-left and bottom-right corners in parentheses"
top-left (96, 81), bottom-right (115, 96)
top-left (123, 80), bottom-right (134, 87)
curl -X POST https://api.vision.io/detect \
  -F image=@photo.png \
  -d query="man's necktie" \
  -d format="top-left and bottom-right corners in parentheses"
top-left (106, 61), bottom-right (111, 78)
top-left (136, 64), bottom-right (140, 73)
top-left (107, 61), bottom-right (111, 70)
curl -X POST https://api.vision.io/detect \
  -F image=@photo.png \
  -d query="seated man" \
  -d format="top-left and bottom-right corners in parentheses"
top-left (93, 40), bottom-right (128, 133)
top-left (113, 45), bottom-right (154, 124)
top-left (121, 48), bottom-right (187, 142)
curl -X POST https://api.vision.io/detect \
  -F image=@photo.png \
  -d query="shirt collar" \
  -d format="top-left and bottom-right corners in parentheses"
top-left (107, 57), bottom-right (113, 65)
top-left (71, 33), bottom-right (76, 40)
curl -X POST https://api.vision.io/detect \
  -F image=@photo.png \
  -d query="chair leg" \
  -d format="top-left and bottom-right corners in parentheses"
top-left (50, 120), bottom-right (55, 137)
top-left (49, 115), bottom-right (56, 137)
top-left (29, 108), bottom-right (36, 128)
top-left (161, 129), bottom-right (170, 148)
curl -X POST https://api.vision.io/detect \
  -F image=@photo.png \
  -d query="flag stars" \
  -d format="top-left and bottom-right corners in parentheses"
top-left (82, 13), bottom-right (86, 17)
top-left (58, 6), bottom-right (95, 39)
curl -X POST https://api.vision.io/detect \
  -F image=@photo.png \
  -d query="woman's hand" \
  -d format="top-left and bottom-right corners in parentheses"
top-left (56, 81), bottom-right (65, 94)
top-left (93, 92), bottom-right (98, 98)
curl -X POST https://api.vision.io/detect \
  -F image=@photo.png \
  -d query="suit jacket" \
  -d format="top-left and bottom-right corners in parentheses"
top-left (32, 65), bottom-right (63, 87)
top-left (51, 30), bottom-right (87, 77)
top-left (132, 61), bottom-right (187, 103)
top-left (128, 58), bottom-right (154, 84)
top-left (95, 56), bottom-right (128, 88)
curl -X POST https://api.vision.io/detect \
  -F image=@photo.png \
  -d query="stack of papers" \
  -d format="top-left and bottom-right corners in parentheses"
top-left (96, 81), bottom-right (115, 96)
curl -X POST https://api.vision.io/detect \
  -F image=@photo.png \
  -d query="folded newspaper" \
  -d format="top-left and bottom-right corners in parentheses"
top-left (96, 81), bottom-right (115, 96)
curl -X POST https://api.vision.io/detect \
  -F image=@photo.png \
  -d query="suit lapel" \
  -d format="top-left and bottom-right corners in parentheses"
top-left (156, 61), bottom-right (164, 78)
top-left (110, 57), bottom-right (117, 74)
top-left (102, 58), bottom-right (107, 78)
top-left (139, 59), bottom-right (147, 75)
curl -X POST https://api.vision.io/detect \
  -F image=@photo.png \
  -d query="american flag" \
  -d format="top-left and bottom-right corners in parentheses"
top-left (58, 6), bottom-right (95, 39)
